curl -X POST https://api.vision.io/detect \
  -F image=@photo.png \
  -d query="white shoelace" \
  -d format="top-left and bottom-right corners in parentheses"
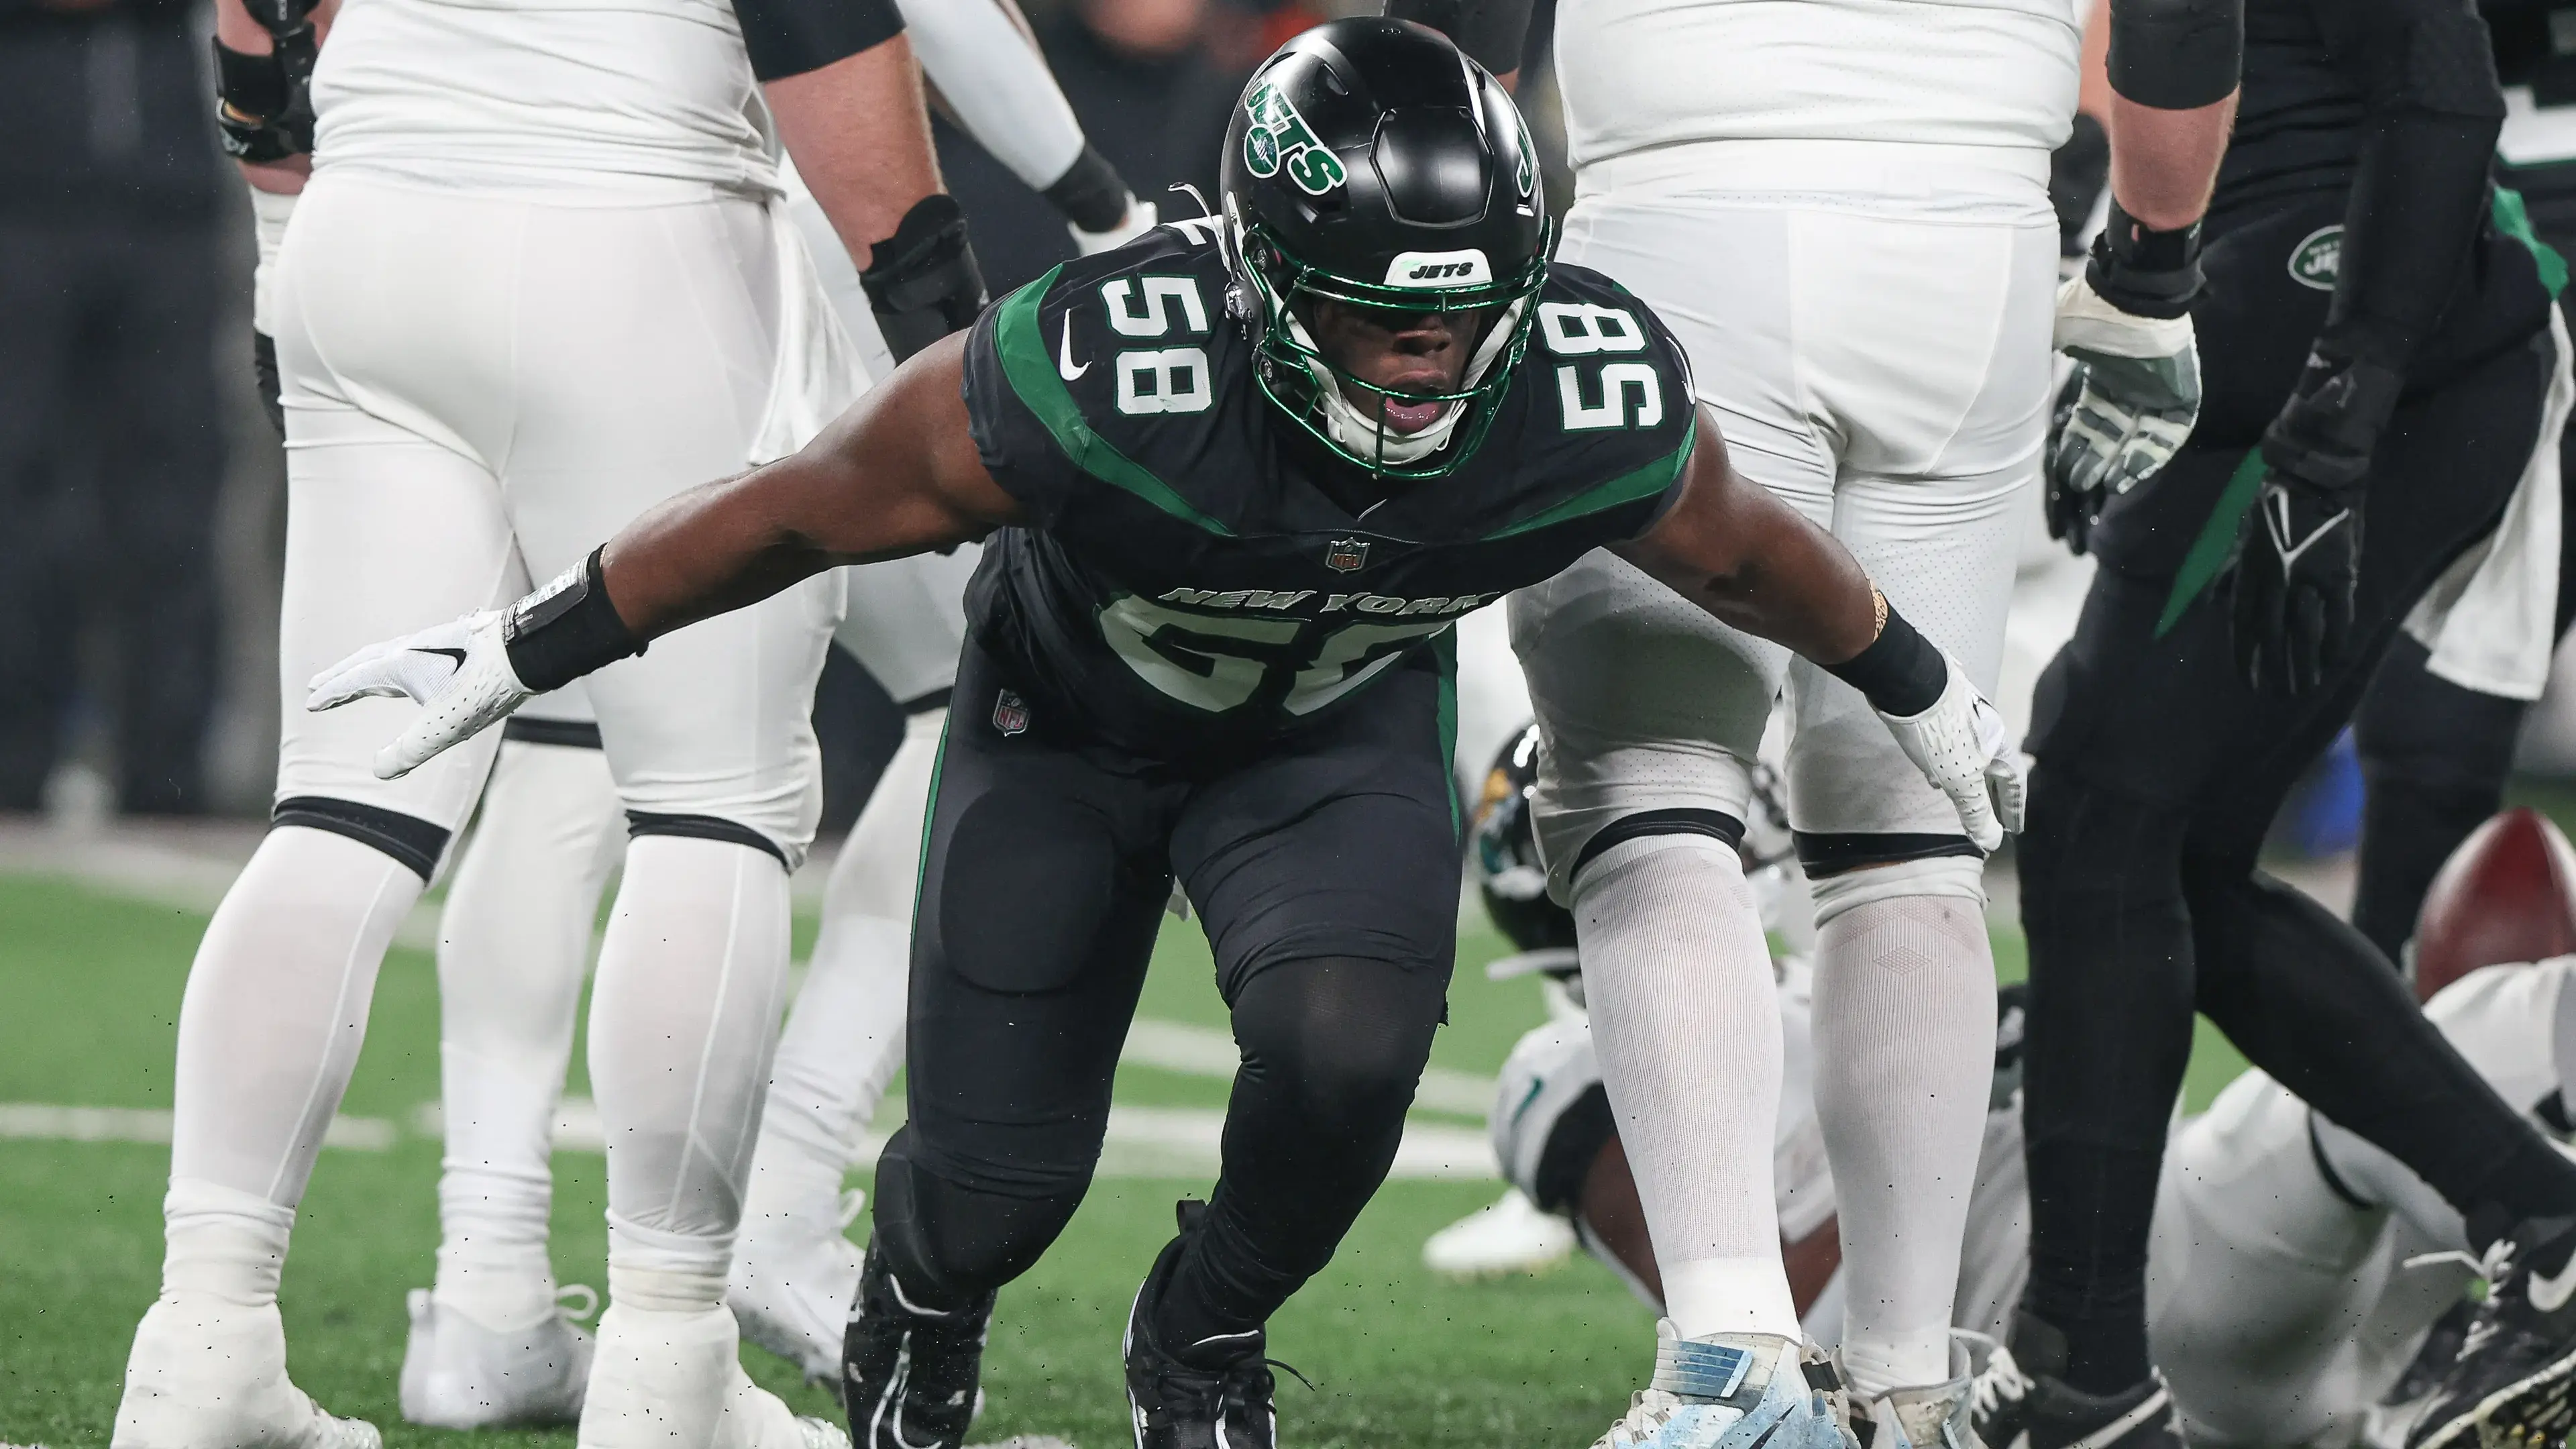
top-left (1970, 1345), bottom-right (2033, 1424)
top-left (555, 1283), bottom-right (600, 1322)
top-left (1594, 1389), bottom-right (1686, 1449)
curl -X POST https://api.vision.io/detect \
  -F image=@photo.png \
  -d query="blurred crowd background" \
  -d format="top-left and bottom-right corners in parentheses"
top-left (11, 0), bottom-right (2553, 849)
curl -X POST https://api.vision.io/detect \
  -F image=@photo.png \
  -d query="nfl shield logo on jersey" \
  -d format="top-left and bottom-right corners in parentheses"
top-left (1326, 537), bottom-right (1369, 573)
top-left (991, 690), bottom-right (1030, 737)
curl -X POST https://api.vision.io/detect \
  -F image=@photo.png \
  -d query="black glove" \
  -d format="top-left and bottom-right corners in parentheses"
top-left (2226, 352), bottom-right (2402, 694)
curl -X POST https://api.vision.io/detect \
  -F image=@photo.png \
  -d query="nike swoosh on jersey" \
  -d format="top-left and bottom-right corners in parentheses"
top-left (2530, 1246), bottom-right (2576, 1313)
top-left (1059, 315), bottom-right (1089, 380)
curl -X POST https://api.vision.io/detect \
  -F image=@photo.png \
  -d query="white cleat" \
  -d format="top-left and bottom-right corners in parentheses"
top-left (1851, 1367), bottom-right (1980, 1449)
top-left (398, 1287), bottom-right (596, 1428)
top-left (729, 1189), bottom-right (864, 1386)
top-left (1591, 1328), bottom-right (1857, 1449)
top-left (580, 1298), bottom-right (845, 1449)
top-left (113, 1296), bottom-right (382, 1449)
top-left (1422, 1189), bottom-right (1577, 1278)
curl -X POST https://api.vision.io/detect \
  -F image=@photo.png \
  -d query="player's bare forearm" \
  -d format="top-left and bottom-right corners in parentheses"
top-left (1615, 415), bottom-right (1882, 665)
top-left (2110, 91), bottom-right (2235, 229)
top-left (767, 35), bottom-right (943, 269)
top-left (598, 333), bottom-right (1023, 638)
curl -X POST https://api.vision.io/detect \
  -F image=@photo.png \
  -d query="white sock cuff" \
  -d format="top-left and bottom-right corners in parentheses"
top-left (1807, 855), bottom-right (1986, 928)
top-left (162, 1178), bottom-right (296, 1305)
top-left (1839, 1326), bottom-right (1957, 1400)
top-left (1660, 1256), bottom-right (1801, 1343)
top-left (608, 1214), bottom-right (733, 1311)
top-left (1570, 830), bottom-right (1748, 904)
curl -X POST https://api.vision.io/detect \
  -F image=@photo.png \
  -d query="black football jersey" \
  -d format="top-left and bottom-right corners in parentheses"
top-left (959, 217), bottom-right (1697, 756)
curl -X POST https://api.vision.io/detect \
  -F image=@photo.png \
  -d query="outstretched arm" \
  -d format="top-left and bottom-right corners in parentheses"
top-left (1617, 414), bottom-right (2023, 847)
top-left (599, 333), bottom-right (1021, 639)
top-left (307, 335), bottom-right (1022, 777)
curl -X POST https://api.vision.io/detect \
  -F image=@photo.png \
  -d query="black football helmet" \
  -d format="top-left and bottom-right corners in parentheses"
top-left (1218, 17), bottom-right (1550, 479)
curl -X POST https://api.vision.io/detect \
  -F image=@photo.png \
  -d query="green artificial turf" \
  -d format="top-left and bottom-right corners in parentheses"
top-left (0, 869), bottom-right (2257, 1448)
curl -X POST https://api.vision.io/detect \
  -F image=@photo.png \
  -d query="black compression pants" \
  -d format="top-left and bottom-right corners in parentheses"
top-left (869, 640), bottom-right (1460, 1346)
top-left (2020, 328), bottom-right (2576, 1394)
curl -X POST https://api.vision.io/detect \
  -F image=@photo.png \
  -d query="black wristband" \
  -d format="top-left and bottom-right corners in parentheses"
top-left (861, 194), bottom-right (989, 365)
top-left (1044, 146), bottom-right (1135, 235)
top-left (1823, 604), bottom-right (1948, 718)
top-left (2086, 201), bottom-right (2205, 319)
top-left (504, 547), bottom-right (645, 693)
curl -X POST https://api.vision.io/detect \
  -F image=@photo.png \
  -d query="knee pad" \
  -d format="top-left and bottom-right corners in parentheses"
top-left (1805, 853), bottom-right (1986, 929)
top-left (871, 1130), bottom-right (1083, 1306)
top-left (1231, 959), bottom-right (1444, 1123)
top-left (1489, 1018), bottom-right (1616, 1216)
top-left (272, 796), bottom-right (450, 883)
top-left (626, 812), bottom-right (788, 869)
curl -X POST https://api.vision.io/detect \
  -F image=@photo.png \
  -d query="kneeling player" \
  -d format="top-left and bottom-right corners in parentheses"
top-left (1485, 756), bottom-right (2576, 1449)
top-left (307, 22), bottom-right (2020, 1449)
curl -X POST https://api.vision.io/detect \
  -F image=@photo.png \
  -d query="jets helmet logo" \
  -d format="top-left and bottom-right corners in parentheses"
top-left (1325, 537), bottom-right (1370, 573)
top-left (1241, 83), bottom-right (1347, 197)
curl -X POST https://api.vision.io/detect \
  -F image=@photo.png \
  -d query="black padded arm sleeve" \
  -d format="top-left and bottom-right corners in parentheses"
top-left (2105, 0), bottom-right (2243, 108)
top-left (1385, 0), bottom-right (1534, 75)
top-left (2311, 0), bottom-right (2506, 370)
top-left (732, 0), bottom-right (904, 83)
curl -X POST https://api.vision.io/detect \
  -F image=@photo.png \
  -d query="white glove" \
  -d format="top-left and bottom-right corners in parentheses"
top-left (1877, 654), bottom-right (2025, 853)
top-left (2046, 273), bottom-right (2200, 551)
top-left (305, 610), bottom-right (532, 780)
top-left (1069, 197), bottom-right (1159, 256)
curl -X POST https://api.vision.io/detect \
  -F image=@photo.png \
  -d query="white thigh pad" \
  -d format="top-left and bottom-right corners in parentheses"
top-left (1511, 551), bottom-right (1784, 900)
top-left (834, 546), bottom-right (979, 708)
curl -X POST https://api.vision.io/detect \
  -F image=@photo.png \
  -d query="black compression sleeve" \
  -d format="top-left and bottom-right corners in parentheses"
top-left (1385, 0), bottom-right (1535, 74)
top-left (2312, 0), bottom-right (2507, 369)
top-left (2104, 0), bottom-right (2243, 109)
top-left (1823, 605), bottom-right (1948, 718)
top-left (1044, 146), bottom-right (1134, 234)
top-left (731, 0), bottom-right (903, 83)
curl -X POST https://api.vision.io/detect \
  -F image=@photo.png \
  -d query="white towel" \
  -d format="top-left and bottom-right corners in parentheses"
top-left (2404, 305), bottom-right (2574, 701)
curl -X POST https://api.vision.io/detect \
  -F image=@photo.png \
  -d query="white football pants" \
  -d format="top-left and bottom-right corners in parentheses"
top-left (158, 179), bottom-right (839, 1346)
top-left (1515, 144), bottom-right (2055, 1397)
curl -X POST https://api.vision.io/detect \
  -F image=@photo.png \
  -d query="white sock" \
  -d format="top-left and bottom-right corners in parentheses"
top-left (168, 826), bottom-right (423, 1220)
top-left (162, 1180), bottom-right (297, 1307)
top-left (1571, 835), bottom-right (1799, 1342)
top-left (1811, 892), bottom-right (1996, 1398)
top-left (742, 712), bottom-right (936, 1236)
top-left (589, 835), bottom-right (794, 1244)
top-left (433, 741), bottom-right (625, 1331)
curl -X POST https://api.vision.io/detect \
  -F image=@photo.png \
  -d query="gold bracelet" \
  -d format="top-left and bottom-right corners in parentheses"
top-left (1871, 588), bottom-right (1888, 639)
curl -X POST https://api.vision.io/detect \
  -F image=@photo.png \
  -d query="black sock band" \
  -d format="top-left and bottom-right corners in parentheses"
top-left (504, 546), bottom-right (645, 694)
top-left (1821, 605), bottom-right (1947, 717)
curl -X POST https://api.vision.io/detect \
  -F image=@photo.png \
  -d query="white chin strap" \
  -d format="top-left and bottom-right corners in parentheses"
top-left (1282, 296), bottom-right (1527, 468)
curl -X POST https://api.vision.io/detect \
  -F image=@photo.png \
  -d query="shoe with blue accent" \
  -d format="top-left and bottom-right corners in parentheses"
top-left (1590, 1326), bottom-right (1856, 1449)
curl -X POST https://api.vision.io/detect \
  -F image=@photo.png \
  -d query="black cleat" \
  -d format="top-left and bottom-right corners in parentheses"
top-left (842, 1238), bottom-right (994, 1449)
top-left (2411, 1216), bottom-right (2576, 1449)
top-left (1123, 1203), bottom-right (1305, 1449)
top-left (1972, 1317), bottom-right (2183, 1449)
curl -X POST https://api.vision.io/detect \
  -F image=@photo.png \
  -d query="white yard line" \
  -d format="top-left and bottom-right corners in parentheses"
top-left (4, 1096), bottom-right (1493, 1181)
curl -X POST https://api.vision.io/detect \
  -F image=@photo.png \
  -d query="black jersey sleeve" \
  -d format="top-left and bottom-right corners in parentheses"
top-left (2308, 0), bottom-right (2506, 371)
top-left (731, 0), bottom-right (902, 80)
top-left (1469, 263), bottom-right (1701, 551)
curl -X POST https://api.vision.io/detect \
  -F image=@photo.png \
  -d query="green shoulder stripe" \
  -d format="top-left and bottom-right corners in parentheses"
top-left (993, 268), bottom-right (1235, 537)
top-left (1484, 413), bottom-right (1698, 541)
top-left (2493, 187), bottom-right (2570, 300)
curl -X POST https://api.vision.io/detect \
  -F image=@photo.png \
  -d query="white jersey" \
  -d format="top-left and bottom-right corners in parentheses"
top-left (311, 0), bottom-right (773, 198)
top-left (1551, 0), bottom-right (2081, 178)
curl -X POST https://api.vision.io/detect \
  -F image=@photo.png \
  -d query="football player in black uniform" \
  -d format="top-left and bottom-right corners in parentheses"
top-left (2015, 0), bottom-right (2576, 1444)
top-left (303, 21), bottom-right (2022, 1449)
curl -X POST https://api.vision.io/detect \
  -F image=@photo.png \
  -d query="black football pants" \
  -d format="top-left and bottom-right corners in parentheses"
top-left (869, 639), bottom-right (1461, 1346)
top-left (2019, 327), bottom-right (2576, 1394)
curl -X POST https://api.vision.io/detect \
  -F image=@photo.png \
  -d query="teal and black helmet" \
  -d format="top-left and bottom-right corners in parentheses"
top-left (1218, 17), bottom-right (1550, 478)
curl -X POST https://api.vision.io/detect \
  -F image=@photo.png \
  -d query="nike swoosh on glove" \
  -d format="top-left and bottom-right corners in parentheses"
top-left (305, 610), bottom-right (531, 780)
top-left (2046, 273), bottom-right (2201, 553)
top-left (2229, 477), bottom-right (2361, 696)
top-left (1878, 656), bottom-right (2026, 853)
